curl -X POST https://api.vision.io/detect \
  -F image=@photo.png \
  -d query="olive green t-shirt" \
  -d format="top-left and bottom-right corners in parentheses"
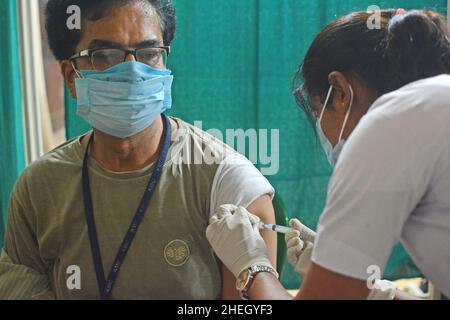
top-left (0, 118), bottom-right (273, 300)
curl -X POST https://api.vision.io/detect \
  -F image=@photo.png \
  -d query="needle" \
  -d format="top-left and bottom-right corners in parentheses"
top-left (259, 223), bottom-right (316, 243)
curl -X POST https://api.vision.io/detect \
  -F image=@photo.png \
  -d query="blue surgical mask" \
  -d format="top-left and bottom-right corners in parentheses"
top-left (74, 61), bottom-right (173, 139)
top-left (316, 84), bottom-right (354, 167)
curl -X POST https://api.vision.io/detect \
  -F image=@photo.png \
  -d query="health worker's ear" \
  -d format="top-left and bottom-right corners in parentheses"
top-left (325, 71), bottom-right (379, 143)
top-left (328, 71), bottom-right (353, 116)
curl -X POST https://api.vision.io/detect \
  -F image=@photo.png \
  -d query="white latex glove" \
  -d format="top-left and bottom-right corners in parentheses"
top-left (285, 219), bottom-right (314, 278)
top-left (367, 280), bottom-right (397, 300)
top-left (286, 219), bottom-right (397, 300)
top-left (206, 204), bottom-right (273, 278)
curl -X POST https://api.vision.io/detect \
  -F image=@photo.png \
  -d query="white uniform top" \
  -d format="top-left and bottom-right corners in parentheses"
top-left (312, 75), bottom-right (450, 297)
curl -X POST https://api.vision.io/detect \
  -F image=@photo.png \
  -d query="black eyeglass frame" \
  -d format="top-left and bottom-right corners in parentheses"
top-left (68, 46), bottom-right (171, 70)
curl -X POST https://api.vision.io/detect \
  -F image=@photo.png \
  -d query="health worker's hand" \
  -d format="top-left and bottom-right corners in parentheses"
top-left (286, 219), bottom-right (314, 278)
top-left (206, 204), bottom-right (273, 278)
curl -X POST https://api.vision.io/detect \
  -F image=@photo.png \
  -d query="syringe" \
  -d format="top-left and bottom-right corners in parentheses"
top-left (259, 223), bottom-right (316, 243)
top-left (260, 223), bottom-right (293, 234)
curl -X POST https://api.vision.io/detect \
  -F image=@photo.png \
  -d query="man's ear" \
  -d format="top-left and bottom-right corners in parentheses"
top-left (61, 60), bottom-right (77, 99)
top-left (328, 71), bottom-right (352, 116)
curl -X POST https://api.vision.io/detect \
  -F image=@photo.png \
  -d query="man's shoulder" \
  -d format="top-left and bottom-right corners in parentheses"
top-left (173, 118), bottom-right (237, 160)
top-left (14, 136), bottom-right (84, 194)
top-left (30, 136), bottom-right (83, 170)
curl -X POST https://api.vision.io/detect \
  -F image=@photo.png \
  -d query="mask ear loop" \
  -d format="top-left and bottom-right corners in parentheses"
top-left (337, 84), bottom-right (354, 143)
top-left (71, 61), bottom-right (83, 79)
top-left (319, 85), bottom-right (334, 126)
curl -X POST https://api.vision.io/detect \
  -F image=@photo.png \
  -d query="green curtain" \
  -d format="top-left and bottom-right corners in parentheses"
top-left (65, 0), bottom-right (447, 288)
top-left (0, 0), bottom-right (25, 248)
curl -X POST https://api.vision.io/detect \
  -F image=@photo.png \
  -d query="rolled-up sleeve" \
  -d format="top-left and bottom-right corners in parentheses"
top-left (209, 153), bottom-right (275, 218)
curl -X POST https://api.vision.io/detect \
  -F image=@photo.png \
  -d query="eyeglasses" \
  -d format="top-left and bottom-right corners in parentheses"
top-left (69, 46), bottom-right (170, 71)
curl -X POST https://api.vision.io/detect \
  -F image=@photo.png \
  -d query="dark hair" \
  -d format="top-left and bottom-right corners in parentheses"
top-left (383, 10), bottom-right (450, 91)
top-left (293, 9), bottom-right (450, 121)
top-left (45, 0), bottom-right (176, 61)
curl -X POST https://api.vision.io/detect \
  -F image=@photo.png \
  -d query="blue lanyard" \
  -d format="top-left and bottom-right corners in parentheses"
top-left (81, 114), bottom-right (172, 300)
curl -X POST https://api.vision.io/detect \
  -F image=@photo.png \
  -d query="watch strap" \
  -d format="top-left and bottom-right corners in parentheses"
top-left (237, 265), bottom-right (278, 300)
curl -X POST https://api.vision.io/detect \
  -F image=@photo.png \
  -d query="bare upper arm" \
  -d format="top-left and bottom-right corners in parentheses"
top-left (221, 194), bottom-right (277, 300)
top-left (246, 194), bottom-right (277, 266)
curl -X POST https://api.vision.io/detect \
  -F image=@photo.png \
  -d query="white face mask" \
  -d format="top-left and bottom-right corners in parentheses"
top-left (316, 84), bottom-right (354, 168)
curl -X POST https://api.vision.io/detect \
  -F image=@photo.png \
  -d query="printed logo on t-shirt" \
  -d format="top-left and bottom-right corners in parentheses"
top-left (164, 239), bottom-right (190, 267)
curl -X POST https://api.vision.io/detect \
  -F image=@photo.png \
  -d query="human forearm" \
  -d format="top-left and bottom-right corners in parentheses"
top-left (394, 290), bottom-right (423, 300)
top-left (221, 265), bottom-right (242, 300)
top-left (246, 272), bottom-right (293, 300)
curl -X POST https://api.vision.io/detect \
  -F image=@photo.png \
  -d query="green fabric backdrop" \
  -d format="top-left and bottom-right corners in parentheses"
top-left (64, 0), bottom-right (447, 288)
top-left (0, 0), bottom-right (25, 248)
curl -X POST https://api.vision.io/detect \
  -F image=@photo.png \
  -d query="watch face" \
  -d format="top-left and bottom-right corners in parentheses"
top-left (236, 269), bottom-right (250, 291)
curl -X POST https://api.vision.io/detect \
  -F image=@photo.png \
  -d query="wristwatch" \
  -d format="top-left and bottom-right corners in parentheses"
top-left (236, 265), bottom-right (279, 300)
